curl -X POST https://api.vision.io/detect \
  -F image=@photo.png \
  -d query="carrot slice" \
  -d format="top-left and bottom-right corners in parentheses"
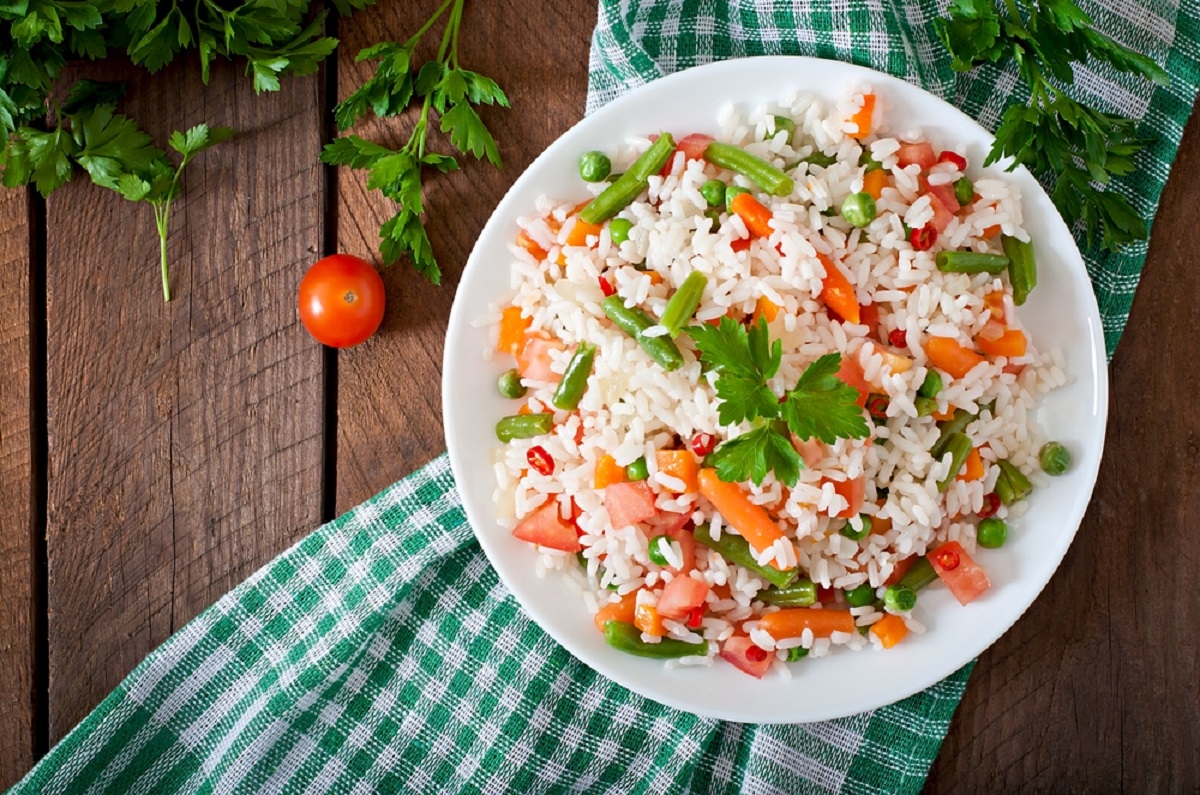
top-left (594, 454), bottom-right (626, 490)
top-left (516, 229), bottom-right (548, 261)
top-left (870, 613), bottom-right (909, 648)
top-left (594, 591), bottom-right (638, 633)
top-left (862, 167), bottom-right (889, 200)
top-left (730, 192), bottom-right (774, 238)
top-left (634, 603), bottom-right (666, 636)
top-left (924, 336), bottom-right (985, 379)
top-left (817, 253), bottom-right (861, 325)
top-left (982, 224), bottom-right (1001, 240)
top-left (565, 217), bottom-right (602, 248)
top-left (983, 291), bottom-right (1006, 320)
top-left (956, 446), bottom-right (985, 482)
top-left (755, 295), bottom-right (780, 323)
top-left (975, 328), bottom-right (1027, 358)
top-left (757, 608), bottom-right (856, 639)
top-left (698, 468), bottom-right (794, 571)
top-left (656, 450), bottom-right (699, 494)
top-left (497, 307), bottom-right (531, 356)
top-left (847, 93), bottom-right (876, 140)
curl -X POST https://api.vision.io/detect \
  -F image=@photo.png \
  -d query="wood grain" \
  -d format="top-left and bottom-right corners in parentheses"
top-left (43, 59), bottom-right (326, 739)
top-left (0, 187), bottom-right (34, 787)
top-left (926, 102), bottom-right (1200, 792)
top-left (332, 0), bottom-right (595, 511)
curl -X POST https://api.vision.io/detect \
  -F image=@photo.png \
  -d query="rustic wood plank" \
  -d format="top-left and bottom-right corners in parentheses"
top-left (926, 102), bottom-right (1200, 791)
top-left (0, 187), bottom-right (35, 787)
top-left (44, 60), bottom-right (327, 740)
top-left (333, 0), bottom-right (595, 511)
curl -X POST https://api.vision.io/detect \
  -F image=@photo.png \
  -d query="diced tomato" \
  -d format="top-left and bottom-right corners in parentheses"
top-left (926, 182), bottom-right (961, 215)
top-left (656, 575), bottom-right (710, 620)
top-left (646, 511), bottom-right (696, 573)
top-left (730, 236), bottom-right (752, 253)
top-left (835, 354), bottom-right (871, 408)
top-left (516, 334), bottom-right (564, 383)
top-left (885, 555), bottom-right (916, 586)
top-left (720, 635), bottom-right (774, 679)
top-left (512, 500), bottom-right (581, 553)
top-left (925, 190), bottom-right (957, 234)
top-left (859, 301), bottom-right (881, 338)
top-left (678, 133), bottom-right (715, 160)
top-left (827, 475), bottom-right (866, 519)
top-left (929, 541), bottom-right (990, 605)
top-left (896, 141), bottom-right (937, 170)
top-left (790, 434), bottom-right (825, 469)
top-left (604, 480), bottom-right (658, 528)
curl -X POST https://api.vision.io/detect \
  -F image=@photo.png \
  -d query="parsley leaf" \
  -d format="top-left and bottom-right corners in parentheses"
top-left (706, 425), bottom-right (802, 488)
top-left (934, 0), bottom-right (1168, 251)
top-left (780, 353), bottom-right (871, 445)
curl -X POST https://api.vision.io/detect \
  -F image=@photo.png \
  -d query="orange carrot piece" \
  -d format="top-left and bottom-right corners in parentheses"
top-left (870, 513), bottom-right (893, 536)
top-left (983, 291), bottom-right (1006, 320)
top-left (647, 271), bottom-right (663, 286)
top-left (565, 217), bottom-right (602, 247)
top-left (497, 307), bottom-right (531, 356)
top-left (516, 229), bottom-right (548, 261)
top-left (516, 403), bottom-right (533, 416)
top-left (870, 613), bottom-right (909, 648)
top-left (730, 192), bottom-right (775, 238)
top-left (817, 253), bottom-right (861, 325)
top-left (656, 450), bottom-right (699, 494)
top-left (755, 295), bottom-right (781, 322)
top-left (956, 446), bottom-right (985, 482)
top-left (982, 224), bottom-right (1001, 240)
top-left (847, 93), bottom-right (876, 140)
top-left (924, 336), bottom-right (985, 379)
top-left (634, 603), bottom-right (666, 636)
top-left (862, 167), bottom-right (889, 200)
top-left (757, 607), bottom-right (856, 640)
top-left (594, 454), bottom-right (626, 490)
top-left (697, 468), bottom-right (793, 571)
top-left (594, 592), bottom-right (638, 633)
top-left (976, 328), bottom-right (1027, 358)
top-left (930, 405), bottom-right (956, 422)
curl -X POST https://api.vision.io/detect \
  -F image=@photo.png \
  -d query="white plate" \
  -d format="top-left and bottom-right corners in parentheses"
top-left (443, 56), bottom-right (1107, 723)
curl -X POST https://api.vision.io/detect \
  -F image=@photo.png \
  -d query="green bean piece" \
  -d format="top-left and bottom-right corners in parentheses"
top-left (703, 141), bottom-right (795, 197)
top-left (495, 412), bottom-right (554, 443)
top-left (724, 185), bottom-right (750, 211)
top-left (756, 579), bottom-right (817, 607)
top-left (977, 518), bottom-right (1008, 549)
top-left (918, 370), bottom-right (943, 399)
top-left (550, 342), bottom-right (596, 411)
top-left (700, 178), bottom-right (727, 207)
top-left (931, 409), bottom-right (974, 459)
top-left (609, 217), bottom-right (633, 246)
top-left (579, 133), bottom-right (676, 224)
top-left (647, 535), bottom-right (673, 566)
top-left (693, 523), bottom-right (798, 589)
top-left (936, 431), bottom-right (974, 492)
top-left (771, 115), bottom-right (796, 138)
top-left (576, 552), bottom-right (588, 569)
top-left (785, 646), bottom-right (809, 662)
top-left (805, 150), bottom-right (838, 168)
top-left (841, 192), bottom-right (877, 228)
top-left (1002, 234), bottom-right (1037, 306)
top-left (1039, 441), bottom-right (1070, 476)
top-left (859, 151), bottom-right (883, 171)
top-left (914, 396), bottom-right (939, 418)
top-left (995, 459), bottom-right (1033, 505)
top-left (625, 456), bottom-right (649, 481)
top-left (884, 584), bottom-right (917, 612)
top-left (660, 272), bottom-right (708, 338)
top-left (497, 369), bottom-right (526, 399)
top-left (840, 515), bottom-right (872, 541)
top-left (844, 582), bottom-right (876, 607)
top-left (600, 295), bottom-right (686, 371)
top-left (603, 621), bottom-right (708, 659)
top-left (954, 177), bottom-right (975, 205)
top-left (897, 556), bottom-right (938, 592)
top-left (579, 150), bottom-right (612, 182)
top-left (935, 251), bottom-right (1011, 274)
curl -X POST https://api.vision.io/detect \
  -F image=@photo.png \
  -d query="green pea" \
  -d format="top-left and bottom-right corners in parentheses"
top-left (497, 368), bottom-right (525, 399)
top-left (771, 115), bottom-right (796, 138)
top-left (884, 584), bottom-right (917, 612)
top-left (704, 208), bottom-right (722, 231)
top-left (647, 535), bottom-right (673, 566)
top-left (609, 217), bottom-right (633, 246)
top-left (625, 456), bottom-right (649, 481)
top-left (803, 151), bottom-right (838, 168)
top-left (977, 517), bottom-right (1008, 549)
top-left (859, 151), bottom-right (884, 171)
top-left (1039, 441), bottom-right (1070, 476)
top-left (841, 191), bottom-right (877, 228)
top-left (844, 583), bottom-right (876, 607)
top-left (918, 370), bottom-right (943, 399)
top-left (954, 177), bottom-right (975, 205)
top-left (725, 185), bottom-right (750, 211)
top-left (785, 646), bottom-right (809, 662)
top-left (840, 515), bottom-right (872, 541)
top-left (579, 150), bottom-right (612, 182)
top-left (700, 179), bottom-right (727, 208)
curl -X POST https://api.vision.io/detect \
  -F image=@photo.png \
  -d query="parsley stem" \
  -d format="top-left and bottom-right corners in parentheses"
top-left (405, 0), bottom-right (455, 50)
top-left (155, 203), bottom-right (172, 302)
top-left (1002, 0), bottom-right (1024, 29)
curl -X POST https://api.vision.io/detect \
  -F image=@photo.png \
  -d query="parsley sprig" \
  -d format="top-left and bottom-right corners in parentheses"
top-left (934, 0), bottom-right (1169, 251)
top-left (685, 317), bottom-right (870, 487)
top-left (321, 0), bottom-right (508, 283)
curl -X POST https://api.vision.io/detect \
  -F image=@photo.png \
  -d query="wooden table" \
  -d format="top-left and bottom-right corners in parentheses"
top-left (1, 2), bottom-right (1197, 790)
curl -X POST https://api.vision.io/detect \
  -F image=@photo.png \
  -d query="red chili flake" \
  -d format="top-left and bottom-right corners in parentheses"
top-left (888, 328), bottom-right (908, 349)
top-left (934, 548), bottom-right (961, 571)
top-left (745, 644), bottom-right (769, 663)
top-left (730, 237), bottom-right (753, 253)
top-left (691, 433), bottom-right (717, 457)
top-left (686, 606), bottom-right (705, 630)
top-left (598, 276), bottom-right (615, 297)
top-left (867, 395), bottom-right (889, 419)
top-left (978, 492), bottom-right (1001, 519)
top-left (938, 150), bottom-right (968, 171)
top-left (910, 226), bottom-right (937, 251)
top-left (526, 445), bottom-right (555, 477)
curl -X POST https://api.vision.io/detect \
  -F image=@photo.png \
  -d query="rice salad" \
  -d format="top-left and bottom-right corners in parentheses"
top-left (481, 87), bottom-right (1070, 679)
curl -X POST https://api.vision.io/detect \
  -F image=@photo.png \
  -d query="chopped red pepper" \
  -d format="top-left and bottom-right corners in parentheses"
top-left (978, 492), bottom-right (1001, 519)
top-left (888, 328), bottom-right (908, 349)
top-left (527, 445), bottom-right (555, 477)
top-left (938, 150), bottom-right (967, 171)
top-left (745, 644), bottom-right (769, 663)
top-left (691, 433), bottom-right (716, 457)
top-left (686, 605), bottom-right (705, 629)
top-left (933, 547), bottom-right (960, 571)
top-left (598, 276), bottom-right (615, 297)
top-left (867, 395), bottom-right (889, 419)
top-left (911, 226), bottom-right (937, 251)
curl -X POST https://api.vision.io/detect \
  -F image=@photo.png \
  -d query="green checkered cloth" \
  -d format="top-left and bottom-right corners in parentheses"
top-left (12, 3), bottom-right (1199, 795)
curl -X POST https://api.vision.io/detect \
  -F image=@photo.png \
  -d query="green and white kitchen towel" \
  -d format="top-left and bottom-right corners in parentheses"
top-left (12, 2), bottom-right (1200, 793)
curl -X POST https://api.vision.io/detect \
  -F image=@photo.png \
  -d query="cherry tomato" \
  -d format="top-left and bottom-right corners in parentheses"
top-left (298, 254), bottom-right (385, 348)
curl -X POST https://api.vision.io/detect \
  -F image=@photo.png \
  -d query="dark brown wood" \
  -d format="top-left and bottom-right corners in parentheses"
top-left (332, 0), bottom-right (595, 511)
top-left (0, 187), bottom-right (34, 788)
top-left (926, 103), bottom-right (1200, 792)
top-left (43, 60), bottom-right (326, 740)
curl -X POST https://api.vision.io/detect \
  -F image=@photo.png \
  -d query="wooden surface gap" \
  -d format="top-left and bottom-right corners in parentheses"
top-left (28, 186), bottom-right (49, 764)
top-left (321, 6), bottom-right (340, 525)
